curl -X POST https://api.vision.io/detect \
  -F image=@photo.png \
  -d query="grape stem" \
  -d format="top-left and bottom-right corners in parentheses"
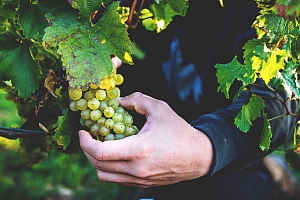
top-left (0, 127), bottom-right (55, 140)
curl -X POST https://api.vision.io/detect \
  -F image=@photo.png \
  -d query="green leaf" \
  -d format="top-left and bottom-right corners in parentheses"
top-left (234, 94), bottom-right (265, 133)
top-left (290, 35), bottom-right (300, 60)
top-left (0, 6), bottom-right (17, 34)
top-left (279, 61), bottom-right (300, 98)
top-left (142, 0), bottom-right (188, 33)
top-left (155, 0), bottom-right (189, 16)
top-left (43, 2), bottom-right (133, 88)
top-left (17, 0), bottom-right (49, 41)
top-left (259, 112), bottom-right (272, 151)
top-left (70, 0), bottom-right (113, 20)
top-left (151, 1), bottom-right (178, 31)
top-left (0, 33), bottom-right (42, 100)
top-left (243, 37), bottom-right (269, 64)
top-left (215, 57), bottom-right (256, 99)
top-left (54, 108), bottom-right (83, 153)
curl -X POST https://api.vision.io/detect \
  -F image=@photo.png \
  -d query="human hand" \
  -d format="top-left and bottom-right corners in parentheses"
top-left (79, 92), bottom-right (213, 188)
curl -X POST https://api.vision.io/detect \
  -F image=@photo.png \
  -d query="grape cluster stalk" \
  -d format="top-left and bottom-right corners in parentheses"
top-left (68, 68), bottom-right (139, 141)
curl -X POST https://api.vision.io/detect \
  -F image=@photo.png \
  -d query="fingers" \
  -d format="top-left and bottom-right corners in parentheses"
top-left (79, 130), bottom-right (147, 178)
top-left (78, 130), bottom-right (138, 161)
top-left (118, 92), bottom-right (164, 116)
top-left (96, 169), bottom-right (153, 188)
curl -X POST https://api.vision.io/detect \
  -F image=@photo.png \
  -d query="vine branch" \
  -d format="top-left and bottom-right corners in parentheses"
top-left (0, 127), bottom-right (55, 140)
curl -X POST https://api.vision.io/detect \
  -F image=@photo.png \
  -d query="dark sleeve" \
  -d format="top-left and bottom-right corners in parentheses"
top-left (191, 79), bottom-right (298, 176)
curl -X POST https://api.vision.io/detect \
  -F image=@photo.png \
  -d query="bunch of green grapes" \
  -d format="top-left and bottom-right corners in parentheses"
top-left (68, 68), bottom-right (139, 141)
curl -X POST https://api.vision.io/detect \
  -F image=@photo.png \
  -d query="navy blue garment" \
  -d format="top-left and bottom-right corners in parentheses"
top-left (118, 0), bottom-right (298, 199)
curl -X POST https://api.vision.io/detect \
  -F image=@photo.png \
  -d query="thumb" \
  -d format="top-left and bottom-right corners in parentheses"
top-left (118, 92), bottom-right (159, 116)
top-left (78, 130), bottom-right (99, 151)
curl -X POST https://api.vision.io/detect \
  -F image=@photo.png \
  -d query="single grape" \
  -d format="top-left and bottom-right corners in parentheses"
top-left (90, 109), bottom-right (102, 121)
top-left (76, 99), bottom-right (88, 110)
top-left (81, 109), bottom-right (91, 120)
top-left (69, 101), bottom-right (79, 111)
top-left (105, 118), bottom-right (115, 129)
top-left (113, 122), bottom-right (125, 134)
top-left (68, 88), bottom-right (82, 100)
top-left (108, 98), bottom-right (119, 109)
top-left (104, 133), bottom-right (115, 141)
top-left (115, 133), bottom-right (125, 140)
top-left (97, 116), bottom-right (107, 127)
top-left (95, 89), bottom-right (107, 100)
top-left (88, 98), bottom-right (100, 110)
top-left (104, 106), bottom-right (114, 118)
top-left (112, 112), bottom-right (123, 123)
top-left (123, 125), bottom-right (136, 137)
top-left (84, 119), bottom-right (96, 128)
top-left (106, 87), bottom-right (120, 99)
top-left (90, 124), bottom-right (100, 136)
top-left (115, 106), bottom-right (125, 114)
top-left (114, 74), bottom-right (124, 85)
top-left (84, 90), bottom-right (95, 101)
top-left (99, 125), bottom-right (110, 137)
top-left (123, 114), bottom-right (133, 125)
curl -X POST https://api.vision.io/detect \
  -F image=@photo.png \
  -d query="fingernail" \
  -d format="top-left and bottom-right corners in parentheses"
top-left (78, 130), bottom-right (83, 137)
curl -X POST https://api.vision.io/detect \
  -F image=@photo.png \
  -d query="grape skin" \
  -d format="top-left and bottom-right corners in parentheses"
top-left (104, 107), bottom-right (114, 118)
top-left (69, 88), bottom-right (82, 100)
top-left (113, 122), bottom-right (125, 134)
top-left (81, 109), bottom-right (91, 120)
top-left (104, 133), bottom-right (115, 141)
top-left (84, 91), bottom-right (95, 100)
top-left (90, 124), bottom-right (100, 136)
top-left (105, 118), bottom-right (115, 129)
top-left (95, 89), bottom-right (107, 100)
top-left (69, 101), bottom-right (78, 111)
top-left (90, 110), bottom-right (102, 121)
top-left (112, 113), bottom-right (123, 123)
top-left (87, 98), bottom-right (100, 110)
top-left (99, 126), bottom-right (110, 137)
top-left (76, 99), bottom-right (88, 110)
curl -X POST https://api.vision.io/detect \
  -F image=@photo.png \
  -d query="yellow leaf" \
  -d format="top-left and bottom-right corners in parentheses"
top-left (124, 51), bottom-right (133, 64)
top-left (260, 50), bottom-right (287, 84)
top-left (251, 56), bottom-right (262, 71)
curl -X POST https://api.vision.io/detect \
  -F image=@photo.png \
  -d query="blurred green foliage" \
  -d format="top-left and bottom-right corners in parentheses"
top-left (0, 89), bottom-right (24, 128)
